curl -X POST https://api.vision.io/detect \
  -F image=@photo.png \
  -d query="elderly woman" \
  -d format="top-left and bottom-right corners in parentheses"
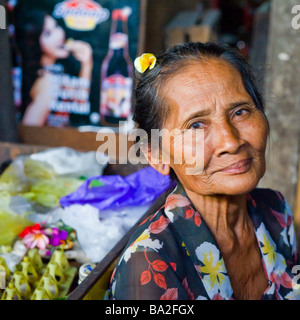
top-left (106, 42), bottom-right (299, 300)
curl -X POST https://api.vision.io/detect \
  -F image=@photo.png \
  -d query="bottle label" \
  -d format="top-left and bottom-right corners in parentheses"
top-left (100, 74), bottom-right (132, 118)
top-left (109, 33), bottom-right (128, 49)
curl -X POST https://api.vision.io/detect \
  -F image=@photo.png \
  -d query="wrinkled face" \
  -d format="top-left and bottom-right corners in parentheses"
top-left (40, 15), bottom-right (69, 59)
top-left (159, 59), bottom-right (268, 196)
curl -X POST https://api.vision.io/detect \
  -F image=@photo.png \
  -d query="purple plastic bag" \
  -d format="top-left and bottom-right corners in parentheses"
top-left (59, 166), bottom-right (175, 211)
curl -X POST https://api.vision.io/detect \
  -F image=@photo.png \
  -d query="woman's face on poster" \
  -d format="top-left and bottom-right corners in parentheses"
top-left (40, 15), bottom-right (69, 60)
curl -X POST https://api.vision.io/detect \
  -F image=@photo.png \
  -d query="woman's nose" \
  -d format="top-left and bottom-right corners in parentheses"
top-left (212, 121), bottom-right (244, 157)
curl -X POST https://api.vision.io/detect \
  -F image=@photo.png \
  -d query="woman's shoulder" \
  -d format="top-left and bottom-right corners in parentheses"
top-left (250, 188), bottom-right (298, 265)
top-left (249, 187), bottom-right (290, 214)
top-left (249, 188), bottom-right (295, 247)
top-left (115, 203), bottom-right (184, 271)
top-left (123, 205), bottom-right (177, 251)
top-left (30, 71), bottom-right (51, 98)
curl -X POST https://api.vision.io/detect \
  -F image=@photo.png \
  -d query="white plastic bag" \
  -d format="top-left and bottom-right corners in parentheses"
top-left (30, 147), bottom-right (108, 178)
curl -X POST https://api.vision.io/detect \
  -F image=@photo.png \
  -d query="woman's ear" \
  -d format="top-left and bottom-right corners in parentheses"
top-left (154, 163), bottom-right (170, 176)
top-left (141, 145), bottom-right (170, 176)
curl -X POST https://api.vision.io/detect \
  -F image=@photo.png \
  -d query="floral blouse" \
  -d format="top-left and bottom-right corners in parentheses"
top-left (105, 183), bottom-right (300, 300)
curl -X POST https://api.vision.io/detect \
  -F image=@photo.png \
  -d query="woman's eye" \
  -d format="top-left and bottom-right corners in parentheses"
top-left (235, 108), bottom-right (249, 117)
top-left (190, 121), bottom-right (204, 129)
top-left (43, 30), bottom-right (51, 37)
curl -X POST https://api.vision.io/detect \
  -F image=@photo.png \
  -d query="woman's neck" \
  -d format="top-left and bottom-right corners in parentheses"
top-left (185, 188), bottom-right (250, 242)
top-left (40, 55), bottom-right (56, 67)
top-left (184, 186), bottom-right (269, 299)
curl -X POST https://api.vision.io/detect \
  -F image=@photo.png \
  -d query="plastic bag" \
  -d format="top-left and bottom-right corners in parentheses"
top-left (0, 146), bottom-right (107, 208)
top-left (0, 146), bottom-right (108, 195)
top-left (30, 147), bottom-right (108, 178)
top-left (0, 157), bottom-right (84, 208)
top-left (0, 156), bottom-right (58, 195)
top-left (0, 240), bottom-right (27, 272)
top-left (24, 177), bottom-right (84, 208)
top-left (0, 191), bottom-right (32, 246)
top-left (60, 166), bottom-right (175, 211)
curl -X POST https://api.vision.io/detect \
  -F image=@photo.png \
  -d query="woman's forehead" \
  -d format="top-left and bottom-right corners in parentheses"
top-left (165, 59), bottom-right (242, 92)
top-left (164, 60), bottom-right (248, 109)
top-left (44, 15), bottom-right (56, 29)
top-left (160, 59), bottom-right (251, 128)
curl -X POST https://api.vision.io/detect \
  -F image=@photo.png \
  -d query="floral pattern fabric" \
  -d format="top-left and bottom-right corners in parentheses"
top-left (105, 183), bottom-right (300, 300)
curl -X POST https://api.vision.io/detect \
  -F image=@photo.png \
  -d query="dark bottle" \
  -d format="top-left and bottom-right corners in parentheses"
top-left (100, 7), bottom-right (133, 126)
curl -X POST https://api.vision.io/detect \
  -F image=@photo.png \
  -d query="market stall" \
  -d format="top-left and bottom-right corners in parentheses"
top-left (0, 141), bottom-right (174, 300)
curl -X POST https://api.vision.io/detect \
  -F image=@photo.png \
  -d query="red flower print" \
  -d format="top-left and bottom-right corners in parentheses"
top-left (160, 288), bottom-right (178, 300)
top-left (148, 216), bottom-right (170, 234)
top-left (140, 249), bottom-right (173, 291)
top-left (194, 212), bottom-right (202, 227)
top-left (270, 208), bottom-right (292, 228)
top-left (140, 270), bottom-right (151, 285)
top-left (165, 194), bottom-right (191, 211)
top-left (270, 271), bottom-right (293, 289)
top-left (152, 260), bottom-right (168, 272)
top-left (170, 262), bottom-right (177, 271)
top-left (182, 277), bottom-right (194, 300)
top-left (154, 274), bottom-right (167, 289)
top-left (185, 209), bottom-right (194, 219)
top-left (139, 213), bottom-right (156, 226)
top-left (183, 206), bottom-right (202, 227)
top-left (279, 272), bottom-right (293, 288)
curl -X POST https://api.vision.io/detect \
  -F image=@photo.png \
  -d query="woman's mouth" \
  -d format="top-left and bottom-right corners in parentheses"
top-left (219, 158), bottom-right (252, 174)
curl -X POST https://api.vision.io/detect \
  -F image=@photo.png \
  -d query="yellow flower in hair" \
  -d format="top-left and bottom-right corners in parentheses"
top-left (134, 53), bottom-right (157, 73)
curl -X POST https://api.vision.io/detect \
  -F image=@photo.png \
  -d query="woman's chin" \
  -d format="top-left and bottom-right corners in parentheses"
top-left (216, 174), bottom-right (262, 196)
top-left (56, 50), bottom-right (70, 59)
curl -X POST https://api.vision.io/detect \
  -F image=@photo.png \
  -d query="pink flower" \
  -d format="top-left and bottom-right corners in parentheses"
top-left (22, 227), bottom-right (49, 250)
top-left (20, 223), bottom-right (70, 250)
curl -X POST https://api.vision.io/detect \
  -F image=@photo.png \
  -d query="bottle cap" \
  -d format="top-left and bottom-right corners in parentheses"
top-left (112, 9), bottom-right (129, 21)
top-left (112, 9), bottom-right (122, 20)
top-left (78, 263), bottom-right (96, 283)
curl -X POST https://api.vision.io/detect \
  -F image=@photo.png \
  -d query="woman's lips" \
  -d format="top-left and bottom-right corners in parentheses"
top-left (219, 158), bottom-right (252, 174)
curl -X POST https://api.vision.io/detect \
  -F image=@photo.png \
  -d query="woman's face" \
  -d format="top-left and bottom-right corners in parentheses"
top-left (159, 59), bottom-right (268, 196)
top-left (40, 15), bottom-right (69, 59)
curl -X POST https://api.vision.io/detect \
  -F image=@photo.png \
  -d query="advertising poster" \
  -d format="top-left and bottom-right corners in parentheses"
top-left (13, 0), bottom-right (140, 128)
